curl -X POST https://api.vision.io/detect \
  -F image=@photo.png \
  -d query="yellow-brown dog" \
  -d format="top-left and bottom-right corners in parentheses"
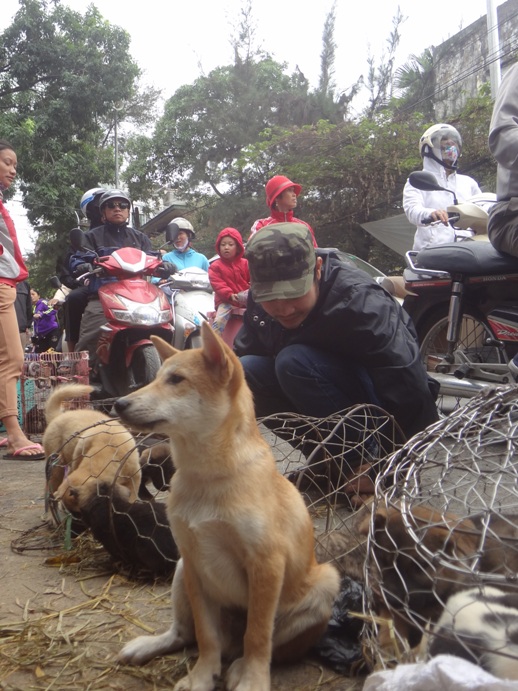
top-left (43, 383), bottom-right (141, 513)
top-left (116, 322), bottom-right (340, 691)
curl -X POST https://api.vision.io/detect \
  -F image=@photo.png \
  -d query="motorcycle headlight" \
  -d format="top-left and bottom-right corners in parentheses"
top-left (113, 296), bottom-right (171, 326)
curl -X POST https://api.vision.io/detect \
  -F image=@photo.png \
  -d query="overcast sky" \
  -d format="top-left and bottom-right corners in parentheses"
top-left (2, 0), bottom-right (505, 252)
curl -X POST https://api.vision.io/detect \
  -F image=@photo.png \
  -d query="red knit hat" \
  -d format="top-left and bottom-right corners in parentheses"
top-left (265, 176), bottom-right (302, 208)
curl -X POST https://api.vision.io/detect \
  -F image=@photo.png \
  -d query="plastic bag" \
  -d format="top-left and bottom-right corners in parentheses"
top-left (311, 575), bottom-right (365, 673)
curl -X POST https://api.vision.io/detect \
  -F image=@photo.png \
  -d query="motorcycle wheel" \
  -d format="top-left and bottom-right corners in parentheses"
top-left (418, 307), bottom-right (505, 413)
top-left (127, 344), bottom-right (161, 390)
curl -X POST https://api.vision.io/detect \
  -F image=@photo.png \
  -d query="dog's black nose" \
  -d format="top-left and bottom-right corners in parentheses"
top-left (114, 397), bottom-right (129, 416)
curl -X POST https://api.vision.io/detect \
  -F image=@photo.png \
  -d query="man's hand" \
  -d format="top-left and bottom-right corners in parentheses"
top-left (74, 262), bottom-right (93, 276)
top-left (157, 261), bottom-right (177, 279)
top-left (430, 209), bottom-right (450, 224)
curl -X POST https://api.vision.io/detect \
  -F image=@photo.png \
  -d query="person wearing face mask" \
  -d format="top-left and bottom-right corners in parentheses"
top-left (403, 124), bottom-right (481, 251)
top-left (160, 218), bottom-right (209, 271)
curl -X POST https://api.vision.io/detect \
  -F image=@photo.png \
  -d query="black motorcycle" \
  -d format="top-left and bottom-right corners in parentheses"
top-left (403, 172), bottom-right (518, 409)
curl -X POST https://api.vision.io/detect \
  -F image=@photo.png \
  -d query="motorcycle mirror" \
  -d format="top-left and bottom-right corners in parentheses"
top-left (49, 275), bottom-right (62, 289)
top-left (165, 224), bottom-right (179, 245)
top-left (408, 171), bottom-right (445, 192)
top-left (408, 170), bottom-right (458, 205)
top-left (69, 227), bottom-right (85, 251)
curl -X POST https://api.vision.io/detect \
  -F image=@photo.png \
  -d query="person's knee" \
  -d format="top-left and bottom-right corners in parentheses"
top-left (488, 198), bottom-right (518, 256)
top-left (240, 355), bottom-right (273, 388)
top-left (275, 345), bottom-right (316, 380)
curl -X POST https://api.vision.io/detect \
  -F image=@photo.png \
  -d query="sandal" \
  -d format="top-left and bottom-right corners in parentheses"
top-left (3, 443), bottom-right (45, 460)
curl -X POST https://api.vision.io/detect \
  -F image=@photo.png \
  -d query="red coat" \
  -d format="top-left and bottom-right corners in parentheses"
top-left (249, 209), bottom-right (317, 247)
top-left (209, 227), bottom-right (250, 309)
top-left (0, 197), bottom-right (29, 286)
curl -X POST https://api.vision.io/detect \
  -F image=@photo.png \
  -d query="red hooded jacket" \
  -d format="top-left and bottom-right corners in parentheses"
top-left (209, 227), bottom-right (250, 309)
top-left (249, 209), bottom-right (317, 247)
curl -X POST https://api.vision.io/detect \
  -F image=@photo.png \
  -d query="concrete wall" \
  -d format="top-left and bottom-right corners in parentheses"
top-left (433, 0), bottom-right (518, 119)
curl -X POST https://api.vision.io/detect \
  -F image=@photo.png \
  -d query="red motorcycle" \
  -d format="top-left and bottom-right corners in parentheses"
top-left (69, 230), bottom-right (173, 397)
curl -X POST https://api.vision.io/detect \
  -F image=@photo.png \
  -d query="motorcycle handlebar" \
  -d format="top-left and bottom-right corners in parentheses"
top-left (76, 267), bottom-right (103, 283)
top-left (421, 211), bottom-right (461, 227)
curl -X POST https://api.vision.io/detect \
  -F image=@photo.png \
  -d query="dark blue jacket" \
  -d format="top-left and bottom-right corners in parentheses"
top-left (69, 221), bottom-right (152, 294)
top-left (234, 249), bottom-right (439, 440)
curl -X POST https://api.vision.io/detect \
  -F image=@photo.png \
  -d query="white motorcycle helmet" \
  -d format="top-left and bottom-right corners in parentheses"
top-left (166, 217), bottom-right (196, 243)
top-left (419, 124), bottom-right (462, 169)
top-left (80, 187), bottom-right (106, 222)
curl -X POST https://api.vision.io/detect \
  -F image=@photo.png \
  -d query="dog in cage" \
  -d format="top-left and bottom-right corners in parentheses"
top-left (76, 481), bottom-right (178, 578)
top-left (43, 384), bottom-right (142, 514)
top-left (473, 512), bottom-right (518, 579)
top-left (137, 441), bottom-right (175, 500)
top-left (361, 503), bottom-right (482, 655)
top-left (362, 502), bottom-right (518, 660)
top-left (115, 323), bottom-right (340, 691)
top-left (428, 586), bottom-right (518, 680)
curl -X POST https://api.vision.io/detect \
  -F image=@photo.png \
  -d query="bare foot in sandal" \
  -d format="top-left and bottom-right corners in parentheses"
top-left (2, 415), bottom-right (44, 458)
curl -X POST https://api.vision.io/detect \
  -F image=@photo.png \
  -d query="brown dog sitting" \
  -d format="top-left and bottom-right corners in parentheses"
top-left (116, 324), bottom-right (340, 690)
top-left (360, 503), bottom-right (481, 656)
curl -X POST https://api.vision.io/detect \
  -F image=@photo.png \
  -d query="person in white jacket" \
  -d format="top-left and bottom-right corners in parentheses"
top-left (403, 124), bottom-right (481, 251)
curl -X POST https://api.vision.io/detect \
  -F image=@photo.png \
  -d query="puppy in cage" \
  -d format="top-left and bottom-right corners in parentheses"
top-left (361, 502), bottom-right (482, 656)
top-left (428, 586), bottom-right (518, 680)
top-left (137, 440), bottom-right (175, 500)
top-left (75, 481), bottom-right (178, 578)
top-left (43, 384), bottom-right (141, 514)
top-left (362, 500), bottom-right (518, 662)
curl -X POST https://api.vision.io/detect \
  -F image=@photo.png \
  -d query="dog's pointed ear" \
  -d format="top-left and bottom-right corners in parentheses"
top-left (151, 335), bottom-right (180, 362)
top-left (201, 321), bottom-right (229, 370)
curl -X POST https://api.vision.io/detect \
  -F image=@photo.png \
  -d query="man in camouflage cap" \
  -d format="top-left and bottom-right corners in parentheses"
top-left (246, 223), bottom-right (316, 307)
top-left (234, 223), bottom-right (439, 500)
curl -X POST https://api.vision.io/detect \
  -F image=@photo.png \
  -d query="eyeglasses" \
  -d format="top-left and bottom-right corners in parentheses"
top-left (105, 201), bottom-right (130, 210)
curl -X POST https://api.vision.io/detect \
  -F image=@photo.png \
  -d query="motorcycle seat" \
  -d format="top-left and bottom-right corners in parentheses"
top-left (415, 240), bottom-right (518, 277)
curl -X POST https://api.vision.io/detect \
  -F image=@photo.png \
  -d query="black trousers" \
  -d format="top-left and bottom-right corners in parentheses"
top-left (64, 285), bottom-right (89, 343)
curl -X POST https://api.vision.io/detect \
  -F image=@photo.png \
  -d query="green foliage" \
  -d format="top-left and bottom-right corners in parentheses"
top-left (0, 1), bottom-right (499, 283)
top-left (450, 89), bottom-right (496, 191)
top-left (0, 0), bottom-right (151, 281)
top-left (393, 49), bottom-right (435, 119)
top-left (124, 3), bottom-right (349, 208)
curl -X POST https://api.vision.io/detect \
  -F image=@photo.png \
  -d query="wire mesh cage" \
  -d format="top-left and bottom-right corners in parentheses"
top-left (20, 351), bottom-right (89, 435)
top-left (363, 385), bottom-right (518, 678)
top-left (44, 402), bottom-right (403, 585)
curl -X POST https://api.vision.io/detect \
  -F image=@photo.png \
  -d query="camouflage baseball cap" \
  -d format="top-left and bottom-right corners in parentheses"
top-left (245, 223), bottom-right (316, 302)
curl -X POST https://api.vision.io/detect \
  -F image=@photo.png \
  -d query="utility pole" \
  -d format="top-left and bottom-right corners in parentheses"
top-left (113, 102), bottom-right (123, 188)
top-left (486, 0), bottom-right (502, 97)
